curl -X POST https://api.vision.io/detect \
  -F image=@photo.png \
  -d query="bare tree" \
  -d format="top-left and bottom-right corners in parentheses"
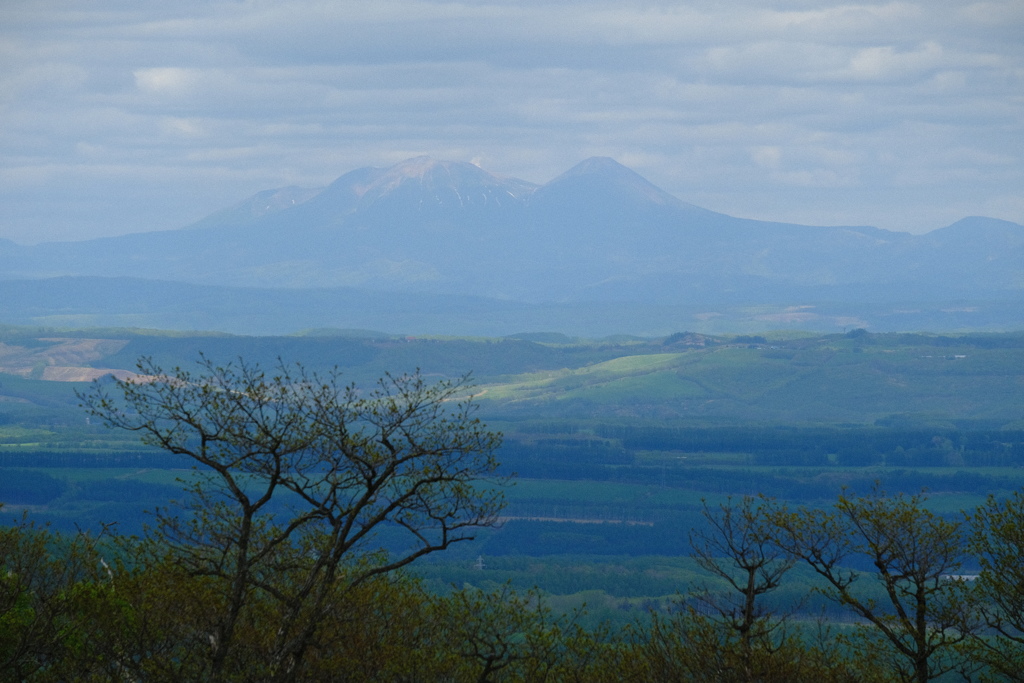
top-left (688, 496), bottom-right (796, 682)
top-left (79, 356), bottom-right (505, 682)
top-left (632, 496), bottom-right (865, 682)
top-left (768, 489), bottom-right (976, 683)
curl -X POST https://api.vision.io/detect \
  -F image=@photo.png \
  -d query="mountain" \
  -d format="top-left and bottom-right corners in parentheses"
top-left (3, 276), bottom-right (1021, 338)
top-left (529, 156), bottom-right (696, 217)
top-left (0, 156), bottom-right (1021, 334)
top-left (188, 185), bottom-right (326, 229)
top-left (352, 156), bottom-right (536, 219)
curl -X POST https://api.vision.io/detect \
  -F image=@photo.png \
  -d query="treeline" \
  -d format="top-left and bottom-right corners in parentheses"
top-left (0, 450), bottom-right (189, 468)
top-left (593, 425), bottom-right (1024, 468)
top-left (3, 442), bottom-right (1020, 545)
top-left (878, 331), bottom-right (1024, 349)
top-left (497, 461), bottom-right (1018, 501)
top-left (3, 489), bottom-right (1024, 682)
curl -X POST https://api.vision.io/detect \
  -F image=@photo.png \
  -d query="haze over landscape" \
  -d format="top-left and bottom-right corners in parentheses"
top-left (5, 5), bottom-right (1024, 680)
top-left (0, 153), bottom-right (1020, 335)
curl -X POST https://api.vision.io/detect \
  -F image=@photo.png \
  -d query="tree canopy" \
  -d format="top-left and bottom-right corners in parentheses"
top-left (78, 356), bottom-right (505, 681)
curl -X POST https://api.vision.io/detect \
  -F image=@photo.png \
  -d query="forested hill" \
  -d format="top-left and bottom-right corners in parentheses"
top-left (1, 326), bottom-right (1023, 427)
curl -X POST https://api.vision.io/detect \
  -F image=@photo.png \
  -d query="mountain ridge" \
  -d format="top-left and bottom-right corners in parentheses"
top-left (0, 156), bottom-right (1021, 334)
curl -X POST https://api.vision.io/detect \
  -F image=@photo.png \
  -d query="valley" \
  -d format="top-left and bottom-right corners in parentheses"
top-left (2, 324), bottom-right (1022, 678)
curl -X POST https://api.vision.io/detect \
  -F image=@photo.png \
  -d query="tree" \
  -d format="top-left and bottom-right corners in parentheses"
top-left (688, 496), bottom-right (795, 681)
top-left (59, 555), bottom-right (222, 682)
top-left (0, 510), bottom-right (113, 682)
top-left (768, 489), bottom-right (976, 682)
top-left (633, 497), bottom-right (864, 683)
top-left (968, 490), bottom-right (1024, 681)
top-left (413, 583), bottom-right (611, 683)
top-left (79, 356), bottom-right (505, 682)
top-left (635, 607), bottom-right (868, 683)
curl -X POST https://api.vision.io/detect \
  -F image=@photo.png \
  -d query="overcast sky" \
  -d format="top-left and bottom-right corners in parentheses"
top-left (1, 0), bottom-right (1021, 244)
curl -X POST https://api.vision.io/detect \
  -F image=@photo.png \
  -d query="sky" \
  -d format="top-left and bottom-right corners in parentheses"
top-left (1, 0), bottom-right (1022, 244)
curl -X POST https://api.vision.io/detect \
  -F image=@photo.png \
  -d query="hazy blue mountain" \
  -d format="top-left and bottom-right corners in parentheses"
top-left (351, 156), bottom-right (536, 219)
top-left (188, 185), bottom-right (326, 229)
top-left (0, 156), bottom-right (1021, 334)
top-left (2, 275), bottom-right (1020, 338)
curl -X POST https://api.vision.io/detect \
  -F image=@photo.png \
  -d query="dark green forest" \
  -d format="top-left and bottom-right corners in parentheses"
top-left (2, 327), bottom-right (1024, 680)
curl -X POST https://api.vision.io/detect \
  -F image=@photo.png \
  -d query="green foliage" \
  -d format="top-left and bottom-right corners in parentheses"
top-left (4, 327), bottom-right (1024, 428)
top-left (633, 607), bottom-right (873, 682)
top-left (687, 497), bottom-right (796, 673)
top-left (769, 490), bottom-right (977, 682)
top-left (4, 329), bottom-right (1024, 679)
top-left (76, 356), bottom-right (505, 682)
top-left (419, 583), bottom-right (603, 682)
top-left (617, 496), bottom-right (872, 682)
top-left (0, 510), bottom-right (111, 682)
top-left (968, 491), bottom-right (1024, 681)
top-left (8, 490), bottom-right (1024, 680)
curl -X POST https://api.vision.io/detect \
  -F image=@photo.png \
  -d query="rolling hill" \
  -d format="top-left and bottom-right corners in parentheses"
top-left (2, 327), bottom-right (1023, 426)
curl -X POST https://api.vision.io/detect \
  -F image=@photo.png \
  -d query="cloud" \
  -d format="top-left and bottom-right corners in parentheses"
top-left (0, 0), bottom-right (1021, 242)
top-left (133, 67), bottom-right (195, 94)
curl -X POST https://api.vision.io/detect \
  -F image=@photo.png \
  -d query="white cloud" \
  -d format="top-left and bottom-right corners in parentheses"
top-left (133, 67), bottom-right (195, 94)
top-left (0, 0), bottom-right (1020, 242)
top-left (845, 41), bottom-right (943, 81)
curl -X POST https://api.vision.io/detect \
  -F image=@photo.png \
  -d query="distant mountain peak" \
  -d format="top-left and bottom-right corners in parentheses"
top-left (939, 216), bottom-right (1023, 232)
top-left (185, 185), bottom-right (324, 231)
top-left (386, 155), bottom-right (448, 178)
top-left (244, 186), bottom-right (322, 217)
top-left (561, 156), bottom-right (634, 176)
top-left (349, 157), bottom-right (537, 216)
top-left (373, 156), bottom-right (495, 190)
top-left (3, 153), bottom-right (1023, 327)
top-left (395, 156), bottom-right (493, 173)
top-left (534, 156), bottom-right (688, 211)
top-left (923, 215), bottom-right (1024, 249)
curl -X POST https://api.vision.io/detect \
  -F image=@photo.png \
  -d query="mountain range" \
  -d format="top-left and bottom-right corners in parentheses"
top-left (1, 157), bottom-right (1022, 336)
